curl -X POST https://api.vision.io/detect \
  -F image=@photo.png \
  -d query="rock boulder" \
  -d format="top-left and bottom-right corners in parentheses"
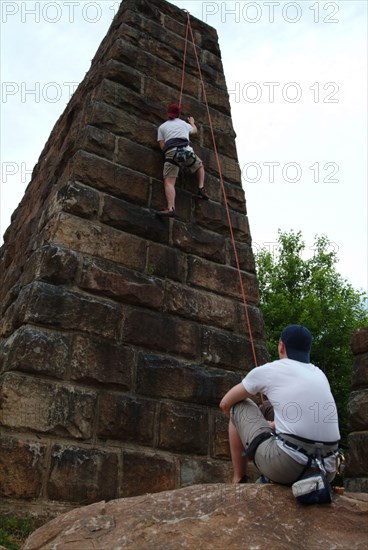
top-left (23, 484), bottom-right (368, 549)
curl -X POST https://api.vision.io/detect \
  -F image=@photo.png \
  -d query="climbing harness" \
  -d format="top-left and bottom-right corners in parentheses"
top-left (276, 433), bottom-right (339, 504)
top-left (243, 431), bottom-right (274, 461)
top-left (179, 10), bottom-right (259, 371)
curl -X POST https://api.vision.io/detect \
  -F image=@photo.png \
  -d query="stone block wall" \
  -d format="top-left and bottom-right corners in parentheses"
top-left (0, 0), bottom-right (268, 513)
top-left (345, 327), bottom-right (368, 492)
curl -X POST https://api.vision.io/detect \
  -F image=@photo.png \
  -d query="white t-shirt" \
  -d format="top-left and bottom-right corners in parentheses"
top-left (157, 118), bottom-right (194, 147)
top-left (243, 358), bottom-right (340, 469)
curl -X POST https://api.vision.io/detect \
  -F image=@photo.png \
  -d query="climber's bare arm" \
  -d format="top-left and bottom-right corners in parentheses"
top-left (188, 116), bottom-right (198, 135)
top-left (219, 383), bottom-right (252, 418)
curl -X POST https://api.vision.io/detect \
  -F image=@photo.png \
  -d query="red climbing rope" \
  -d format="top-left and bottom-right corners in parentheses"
top-left (179, 11), bottom-right (189, 109)
top-left (180, 11), bottom-right (259, 370)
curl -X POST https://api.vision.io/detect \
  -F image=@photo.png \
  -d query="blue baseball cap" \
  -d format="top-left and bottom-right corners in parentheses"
top-left (280, 325), bottom-right (313, 363)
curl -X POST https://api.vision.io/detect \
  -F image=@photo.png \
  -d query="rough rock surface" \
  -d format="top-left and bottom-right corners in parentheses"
top-left (23, 484), bottom-right (368, 550)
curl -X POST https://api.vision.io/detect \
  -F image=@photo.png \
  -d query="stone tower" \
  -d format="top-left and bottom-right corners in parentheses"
top-left (0, 0), bottom-right (267, 514)
top-left (345, 327), bottom-right (368, 492)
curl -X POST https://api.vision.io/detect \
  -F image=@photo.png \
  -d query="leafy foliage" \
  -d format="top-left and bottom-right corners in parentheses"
top-left (0, 515), bottom-right (34, 550)
top-left (255, 230), bottom-right (368, 440)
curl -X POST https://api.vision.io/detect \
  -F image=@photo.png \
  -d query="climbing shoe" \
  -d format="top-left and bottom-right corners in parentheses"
top-left (197, 187), bottom-right (209, 200)
top-left (238, 475), bottom-right (249, 484)
top-left (157, 207), bottom-right (175, 217)
top-left (255, 475), bottom-right (271, 484)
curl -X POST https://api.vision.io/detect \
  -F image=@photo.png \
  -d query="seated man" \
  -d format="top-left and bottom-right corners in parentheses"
top-left (220, 324), bottom-right (340, 485)
top-left (157, 103), bottom-right (208, 216)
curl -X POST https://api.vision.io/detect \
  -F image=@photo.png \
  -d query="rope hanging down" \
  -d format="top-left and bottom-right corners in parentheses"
top-left (180, 11), bottom-right (259, 370)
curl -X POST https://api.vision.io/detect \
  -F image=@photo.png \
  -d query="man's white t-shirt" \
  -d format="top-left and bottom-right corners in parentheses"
top-left (157, 118), bottom-right (194, 151)
top-left (242, 358), bottom-right (340, 469)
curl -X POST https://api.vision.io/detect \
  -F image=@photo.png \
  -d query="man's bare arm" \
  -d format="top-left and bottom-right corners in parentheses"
top-left (188, 116), bottom-right (198, 135)
top-left (219, 383), bottom-right (253, 418)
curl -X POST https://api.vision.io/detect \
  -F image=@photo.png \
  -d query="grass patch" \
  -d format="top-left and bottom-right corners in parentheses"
top-left (0, 515), bottom-right (36, 550)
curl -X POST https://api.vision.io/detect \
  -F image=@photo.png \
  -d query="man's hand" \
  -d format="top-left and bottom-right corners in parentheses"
top-left (187, 116), bottom-right (198, 135)
top-left (219, 396), bottom-right (232, 418)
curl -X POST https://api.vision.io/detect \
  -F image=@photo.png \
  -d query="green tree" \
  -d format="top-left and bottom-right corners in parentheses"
top-left (255, 230), bottom-right (368, 440)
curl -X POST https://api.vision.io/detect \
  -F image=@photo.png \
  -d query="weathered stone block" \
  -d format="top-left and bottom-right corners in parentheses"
top-left (202, 46), bottom-right (225, 72)
top-left (188, 257), bottom-right (259, 304)
top-left (100, 58), bottom-right (142, 93)
top-left (58, 181), bottom-right (100, 219)
top-left (351, 327), bottom-right (368, 355)
top-left (150, 179), bottom-right (193, 221)
top-left (222, 182), bottom-right (246, 213)
top-left (149, 177), bottom-right (168, 210)
top-left (187, 49), bottom-right (227, 91)
top-left (116, 137), bottom-right (162, 180)
top-left (1, 325), bottom-right (69, 378)
top-left (183, 98), bottom-right (234, 137)
top-left (348, 390), bottom-right (368, 431)
top-left (49, 212), bottom-right (147, 273)
top-left (201, 327), bottom-right (262, 373)
top-left (123, 309), bottom-right (199, 359)
top-left (90, 101), bottom-right (156, 149)
top-left (162, 10), bottom-right (220, 57)
top-left (158, 402), bottom-right (209, 454)
top-left (101, 195), bottom-right (169, 244)
top-left (227, 240), bottom-right (256, 273)
top-left (70, 150), bottom-right (150, 205)
top-left (345, 431), bottom-right (368, 477)
top-left (182, 172), bottom-right (222, 204)
top-left (143, 75), bottom-right (199, 110)
top-left (97, 394), bottom-right (156, 444)
top-left (79, 125), bottom-right (116, 161)
top-left (94, 77), bottom-right (162, 125)
top-left (180, 457), bottom-right (231, 486)
top-left (0, 373), bottom-right (96, 439)
top-left (237, 304), bottom-right (266, 340)
top-left (121, 450), bottom-right (176, 497)
top-left (164, 281), bottom-right (239, 331)
top-left (118, 20), bottom-right (189, 71)
top-left (172, 220), bottom-right (226, 263)
top-left (0, 437), bottom-right (47, 499)
top-left (7, 281), bottom-right (121, 340)
top-left (122, 13), bottom-right (185, 55)
top-left (195, 200), bottom-right (251, 241)
top-left (121, 0), bottom-right (180, 32)
top-left (71, 335), bottom-right (134, 389)
top-left (146, 242), bottom-right (187, 283)
top-left (137, 353), bottom-right (239, 406)
top-left (48, 445), bottom-right (118, 503)
top-left (21, 245), bottom-right (80, 287)
top-left (352, 352), bottom-right (368, 389)
top-left (80, 256), bottom-right (164, 310)
top-left (212, 413), bottom-right (231, 459)
top-left (200, 81), bottom-right (232, 118)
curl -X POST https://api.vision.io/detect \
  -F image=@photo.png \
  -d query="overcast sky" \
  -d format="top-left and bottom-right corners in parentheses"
top-left (1, 1), bottom-right (367, 293)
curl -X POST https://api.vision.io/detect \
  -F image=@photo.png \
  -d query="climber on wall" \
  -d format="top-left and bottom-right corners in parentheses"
top-left (157, 103), bottom-right (208, 217)
top-left (220, 325), bottom-right (340, 488)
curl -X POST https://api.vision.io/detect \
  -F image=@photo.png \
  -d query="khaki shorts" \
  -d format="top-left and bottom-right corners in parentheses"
top-left (163, 148), bottom-right (203, 178)
top-left (231, 399), bottom-right (336, 485)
